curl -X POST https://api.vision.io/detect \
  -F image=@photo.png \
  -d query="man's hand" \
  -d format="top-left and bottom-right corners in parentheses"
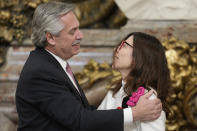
top-left (132, 90), bottom-right (162, 121)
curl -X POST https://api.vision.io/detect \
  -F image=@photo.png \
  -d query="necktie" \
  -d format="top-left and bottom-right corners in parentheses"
top-left (66, 62), bottom-right (80, 94)
top-left (66, 62), bottom-right (75, 82)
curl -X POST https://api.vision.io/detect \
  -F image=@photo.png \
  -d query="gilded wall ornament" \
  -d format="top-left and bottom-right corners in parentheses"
top-left (0, 0), bottom-right (126, 44)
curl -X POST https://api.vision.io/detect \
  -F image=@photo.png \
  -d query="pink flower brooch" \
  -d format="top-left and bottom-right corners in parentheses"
top-left (117, 86), bottom-right (145, 109)
top-left (127, 87), bottom-right (145, 107)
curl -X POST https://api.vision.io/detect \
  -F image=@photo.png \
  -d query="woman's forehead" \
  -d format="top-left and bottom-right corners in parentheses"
top-left (126, 35), bottom-right (134, 44)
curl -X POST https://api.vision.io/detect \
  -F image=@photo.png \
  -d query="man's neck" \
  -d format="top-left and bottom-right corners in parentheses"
top-left (45, 46), bottom-right (70, 61)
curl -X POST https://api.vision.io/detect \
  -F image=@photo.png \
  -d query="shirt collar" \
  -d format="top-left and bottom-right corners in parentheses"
top-left (45, 49), bottom-right (67, 71)
top-left (122, 80), bottom-right (126, 87)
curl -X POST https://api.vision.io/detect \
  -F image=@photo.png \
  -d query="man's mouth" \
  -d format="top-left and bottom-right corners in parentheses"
top-left (72, 43), bottom-right (80, 46)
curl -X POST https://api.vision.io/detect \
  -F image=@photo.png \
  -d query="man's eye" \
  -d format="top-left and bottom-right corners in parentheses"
top-left (69, 30), bottom-right (75, 35)
top-left (69, 28), bottom-right (77, 35)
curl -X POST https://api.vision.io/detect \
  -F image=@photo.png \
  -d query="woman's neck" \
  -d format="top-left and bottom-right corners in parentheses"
top-left (119, 68), bottom-right (131, 81)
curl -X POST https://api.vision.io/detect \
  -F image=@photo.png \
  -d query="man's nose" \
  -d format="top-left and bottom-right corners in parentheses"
top-left (76, 30), bottom-right (83, 39)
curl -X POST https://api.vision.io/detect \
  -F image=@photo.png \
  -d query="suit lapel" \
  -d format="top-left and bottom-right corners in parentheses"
top-left (73, 75), bottom-right (90, 107)
top-left (64, 73), bottom-right (90, 107)
top-left (37, 48), bottom-right (88, 106)
top-left (62, 72), bottom-right (82, 98)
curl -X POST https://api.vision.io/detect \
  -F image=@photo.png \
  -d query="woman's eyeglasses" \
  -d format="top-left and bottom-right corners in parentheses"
top-left (118, 40), bottom-right (133, 51)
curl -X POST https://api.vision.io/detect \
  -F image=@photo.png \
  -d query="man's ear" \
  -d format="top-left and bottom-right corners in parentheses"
top-left (46, 32), bottom-right (55, 46)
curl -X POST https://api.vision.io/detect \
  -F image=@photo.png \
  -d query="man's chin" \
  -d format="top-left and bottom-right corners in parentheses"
top-left (72, 44), bottom-right (80, 49)
top-left (73, 50), bottom-right (80, 55)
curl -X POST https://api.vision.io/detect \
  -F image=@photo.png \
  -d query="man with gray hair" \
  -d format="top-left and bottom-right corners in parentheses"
top-left (16, 1), bottom-right (162, 131)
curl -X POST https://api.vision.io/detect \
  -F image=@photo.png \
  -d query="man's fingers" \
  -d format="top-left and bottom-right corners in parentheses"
top-left (155, 98), bottom-right (161, 104)
top-left (155, 99), bottom-right (162, 110)
top-left (154, 111), bottom-right (161, 119)
top-left (144, 89), bottom-right (154, 98)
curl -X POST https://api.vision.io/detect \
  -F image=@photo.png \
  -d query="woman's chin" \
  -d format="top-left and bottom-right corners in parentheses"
top-left (112, 65), bottom-right (118, 70)
top-left (112, 64), bottom-right (116, 69)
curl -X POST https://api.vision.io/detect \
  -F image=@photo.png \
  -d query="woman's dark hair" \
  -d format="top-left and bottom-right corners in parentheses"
top-left (111, 32), bottom-right (171, 112)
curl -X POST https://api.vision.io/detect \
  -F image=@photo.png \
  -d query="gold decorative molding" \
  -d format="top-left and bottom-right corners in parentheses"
top-left (163, 37), bottom-right (197, 130)
top-left (0, 0), bottom-right (126, 44)
top-left (0, 47), bottom-right (8, 67)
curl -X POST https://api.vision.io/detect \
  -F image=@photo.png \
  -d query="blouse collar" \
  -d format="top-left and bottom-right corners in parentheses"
top-left (122, 80), bottom-right (126, 87)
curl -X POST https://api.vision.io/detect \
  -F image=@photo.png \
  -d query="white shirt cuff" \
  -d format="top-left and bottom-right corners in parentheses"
top-left (123, 107), bottom-right (133, 125)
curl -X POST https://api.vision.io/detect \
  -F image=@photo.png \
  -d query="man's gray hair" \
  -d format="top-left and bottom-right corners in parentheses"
top-left (31, 2), bottom-right (74, 48)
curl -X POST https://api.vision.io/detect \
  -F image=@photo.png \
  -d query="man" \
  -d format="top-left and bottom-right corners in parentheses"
top-left (16, 2), bottom-right (162, 131)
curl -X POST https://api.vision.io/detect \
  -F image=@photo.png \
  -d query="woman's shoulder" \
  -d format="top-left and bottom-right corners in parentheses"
top-left (97, 89), bottom-right (116, 110)
top-left (145, 86), bottom-right (158, 100)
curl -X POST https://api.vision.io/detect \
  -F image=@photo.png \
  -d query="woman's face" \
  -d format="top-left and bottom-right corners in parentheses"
top-left (113, 35), bottom-right (134, 70)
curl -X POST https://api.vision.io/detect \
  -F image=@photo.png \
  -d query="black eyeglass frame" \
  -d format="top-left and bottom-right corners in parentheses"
top-left (118, 40), bottom-right (133, 50)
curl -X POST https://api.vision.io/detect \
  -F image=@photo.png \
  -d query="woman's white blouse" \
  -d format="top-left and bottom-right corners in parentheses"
top-left (98, 81), bottom-right (166, 131)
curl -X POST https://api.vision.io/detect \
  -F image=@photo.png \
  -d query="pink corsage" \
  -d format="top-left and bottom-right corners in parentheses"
top-left (126, 87), bottom-right (145, 107)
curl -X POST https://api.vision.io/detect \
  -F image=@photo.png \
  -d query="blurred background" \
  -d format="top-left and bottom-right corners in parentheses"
top-left (0, 0), bottom-right (197, 131)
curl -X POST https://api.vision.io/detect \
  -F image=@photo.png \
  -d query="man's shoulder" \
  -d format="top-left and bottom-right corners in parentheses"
top-left (28, 48), bottom-right (49, 61)
top-left (20, 48), bottom-right (59, 78)
top-left (17, 48), bottom-right (64, 88)
top-left (26, 48), bottom-right (58, 68)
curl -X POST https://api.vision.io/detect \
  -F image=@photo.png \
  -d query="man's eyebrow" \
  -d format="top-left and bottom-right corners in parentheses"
top-left (69, 26), bottom-right (79, 31)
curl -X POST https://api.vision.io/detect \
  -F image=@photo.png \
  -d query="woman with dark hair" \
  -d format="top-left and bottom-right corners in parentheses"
top-left (98, 32), bottom-right (170, 131)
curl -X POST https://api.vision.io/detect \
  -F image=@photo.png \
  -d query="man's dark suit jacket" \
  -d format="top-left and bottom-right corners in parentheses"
top-left (16, 48), bottom-right (123, 131)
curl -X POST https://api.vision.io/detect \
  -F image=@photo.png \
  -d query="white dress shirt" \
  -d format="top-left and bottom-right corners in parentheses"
top-left (98, 81), bottom-right (166, 131)
top-left (46, 49), bottom-right (80, 94)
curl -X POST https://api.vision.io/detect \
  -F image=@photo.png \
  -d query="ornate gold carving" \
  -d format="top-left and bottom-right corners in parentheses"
top-left (0, 47), bottom-right (8, 67)
top-left (75, 59), bottom-right (114, 88)
top-left (163, 37), bottom-right (197, 130)
top-left (75, 0), bottom-right (118, 27)
top-left (0, 0), bottom-right (126, 44)
top-left (0, 10), bottom-right (11, 24)
top-left (0, 0), bottom-right (48, 43)
top-left (184, 85), bottom-right (197, 127)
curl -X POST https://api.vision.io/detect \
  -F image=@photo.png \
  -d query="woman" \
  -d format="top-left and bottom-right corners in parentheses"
top-left (98, 32), bottom-right (170, 131)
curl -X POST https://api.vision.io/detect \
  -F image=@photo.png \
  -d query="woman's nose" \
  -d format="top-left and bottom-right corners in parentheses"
top-left (115, 48), bottom-right (120, 55)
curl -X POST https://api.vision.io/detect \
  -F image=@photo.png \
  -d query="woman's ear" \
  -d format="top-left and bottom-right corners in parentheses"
top-left (46, 32), bottom-right (55, 46)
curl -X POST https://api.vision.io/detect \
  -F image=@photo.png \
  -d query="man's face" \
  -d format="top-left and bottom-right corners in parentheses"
top-left (47, 11), bottom-right (83, 60)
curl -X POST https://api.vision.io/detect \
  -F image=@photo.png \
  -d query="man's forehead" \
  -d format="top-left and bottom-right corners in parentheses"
top-left (60, 12), bottom-right (80, 30)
